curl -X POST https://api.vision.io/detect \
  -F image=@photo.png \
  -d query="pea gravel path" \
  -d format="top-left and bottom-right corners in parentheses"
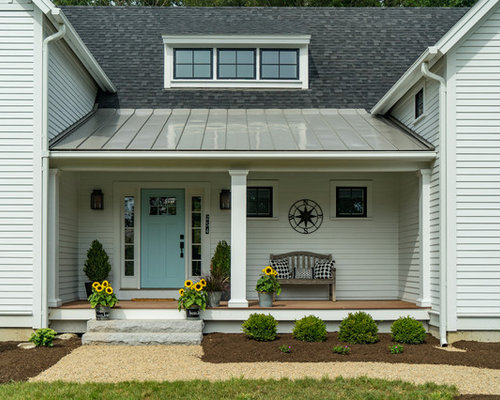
top-left (31, 345), bottom-right (500, 395)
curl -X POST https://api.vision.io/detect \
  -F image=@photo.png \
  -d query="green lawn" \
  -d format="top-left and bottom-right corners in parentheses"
top-left (0, 377), bottom-right (458, 400)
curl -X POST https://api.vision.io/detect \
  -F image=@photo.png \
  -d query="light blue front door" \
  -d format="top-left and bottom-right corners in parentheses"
top-left (141, 189), bottom-right (185, 288)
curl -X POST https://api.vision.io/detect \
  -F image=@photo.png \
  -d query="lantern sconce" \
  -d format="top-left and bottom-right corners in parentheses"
top-left (219, 189), bottom-right (231, 210)
top-left (91, 189), bottom-right (104, 210)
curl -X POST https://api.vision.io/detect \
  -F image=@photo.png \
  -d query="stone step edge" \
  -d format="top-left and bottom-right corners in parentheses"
top-left (81, 331), bottom-right (203, 345)
top-left (86, 319), bottom-right (204, 333)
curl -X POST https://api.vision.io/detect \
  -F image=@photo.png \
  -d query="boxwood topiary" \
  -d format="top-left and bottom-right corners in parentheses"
top-left (292, 315), bottom-right (327, 342)
top-left (338, 311), bottom-right (379, 344)
top-left (391, 316), bottom-right (426, 344)
top-left (242, 313), bottom-right (278, 341)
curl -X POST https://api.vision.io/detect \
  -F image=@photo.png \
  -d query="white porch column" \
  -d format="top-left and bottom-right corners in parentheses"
top-left (417, 169), bottom-right (432, 307)
top-left (47, 169), bottom-right (61, 307)
top-left (228, 170), bottom-right (249, 308)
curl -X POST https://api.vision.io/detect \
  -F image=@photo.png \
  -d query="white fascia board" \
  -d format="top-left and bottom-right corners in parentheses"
top-left (162, 34), bottom-right (311, 45)
top-left (371, 0), bottom-right (499, 115)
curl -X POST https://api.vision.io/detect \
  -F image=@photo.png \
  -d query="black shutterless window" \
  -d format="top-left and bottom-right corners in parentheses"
top-left (415, 88), bottom-right (424, 119)
top-left (247, 187), bottom-right (273, 218)
top-left (336, 187), bottom-right (367, 218)
top-left (217, 49), bottom-right (256, 79)
top-left (174, 49), bottom-right (212, 79)
top-left (260, 49), bottom-right (299, 80)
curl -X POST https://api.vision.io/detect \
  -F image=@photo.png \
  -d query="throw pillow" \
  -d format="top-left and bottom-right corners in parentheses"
top-left (271, 259), bottom-right (291, 279)
top-left (313, 260), bottom-right (335, 279)
top-left (295, 268), bottom-right (313, 279)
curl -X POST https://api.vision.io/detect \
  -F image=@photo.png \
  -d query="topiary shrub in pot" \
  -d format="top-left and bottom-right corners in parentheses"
top-left (338, 311), bottom-right (379, 344)
top-left (292, 315), bottom-right (327, 342)
top-left (390, 316), bottom-right (426, 344)
top-left (83, 240), bottom-right (111, 297)
top-left (242, 313), bottom-right (278, 341)
top-left (211, 240), bottom-right (230, 300)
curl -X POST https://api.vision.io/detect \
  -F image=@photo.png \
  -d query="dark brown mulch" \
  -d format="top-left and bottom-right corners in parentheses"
top-left (0, 338), bottom-right (81, 383)
top-left (202, 333), bottom-right (500, 370)
top-left (456, 396), bottom-right (500, 400)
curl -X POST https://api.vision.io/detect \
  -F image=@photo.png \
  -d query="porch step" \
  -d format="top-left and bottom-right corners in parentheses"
top-left (82, 319), bottom-right (204, 345)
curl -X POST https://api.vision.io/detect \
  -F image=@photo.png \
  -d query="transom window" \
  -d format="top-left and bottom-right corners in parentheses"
top-left (260, 49), bottom-right (299, 80)
top-left (217, 49), bottom-right (256, 79)
top-left (415, 88), bottom-right (424, 119)
top-left (174, 49), bottom-right (212, 79)
top-left (247, 187), bottom-right (273, 218)
top-left (336, 187), bottom-right (367, 218)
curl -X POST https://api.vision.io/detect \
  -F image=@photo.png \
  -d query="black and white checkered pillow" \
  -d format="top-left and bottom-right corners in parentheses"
top-left (313, 260), bottom-right (335, 279)
top-left (271, 259), bottom-right (291, 279)
top-left (294, 268), bottom-right (313, 279)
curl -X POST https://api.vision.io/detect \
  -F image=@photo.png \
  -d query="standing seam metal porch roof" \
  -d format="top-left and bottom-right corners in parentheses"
top-left (50, 108), bottom-right (432, 152)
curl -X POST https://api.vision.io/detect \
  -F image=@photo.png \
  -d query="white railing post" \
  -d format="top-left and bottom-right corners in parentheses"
top-left (417, 169), bottom-right (432, 307)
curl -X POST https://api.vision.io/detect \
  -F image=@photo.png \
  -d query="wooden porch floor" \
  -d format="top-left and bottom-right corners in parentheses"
top-left (57, 299), bottom-right (426, 310)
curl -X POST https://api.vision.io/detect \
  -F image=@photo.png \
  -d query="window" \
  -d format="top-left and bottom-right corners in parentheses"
top-left (124, 196), bottom-right (135, 276)
top-left (260, 49), bottom-right (299, 80)
top-left (174, 49), bottom-right (212, 79)
top-left (218, 49), bottom-right (256, 79)
top-left (247, 187), bottom-right (273, 218)
top-left (415, 88), bottom-right (424, 119)
top-left (191, 196), bottom-right (202, 276)
top-left (336, 187), bottom-right (367, 218)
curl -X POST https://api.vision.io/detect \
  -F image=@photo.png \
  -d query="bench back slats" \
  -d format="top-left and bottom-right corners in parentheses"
top-left (270, 251), bottom-right (334, 272)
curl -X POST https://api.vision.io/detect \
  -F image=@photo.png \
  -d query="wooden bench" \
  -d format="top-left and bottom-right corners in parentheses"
top-left (270, 251), bottom-right (336, 301)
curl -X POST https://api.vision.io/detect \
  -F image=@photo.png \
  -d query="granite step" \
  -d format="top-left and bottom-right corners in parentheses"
top-left (82, 331), bottom-right (203, 345)
top-left (86, 319), bottom-right (203, 334)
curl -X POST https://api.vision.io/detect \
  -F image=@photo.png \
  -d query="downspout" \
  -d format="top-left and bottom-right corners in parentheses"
top-left (421, 62), bottom-right (448, 347)
top-left (41, 11), bottom-right (66, 328)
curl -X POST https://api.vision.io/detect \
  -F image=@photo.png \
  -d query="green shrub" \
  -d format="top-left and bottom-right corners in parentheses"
top-left (242, 313), bottom-right (277, 341)
top-left (83, 240), bottom-right (111, 282)
top-left (332, 345), bottom-right (351, 355)
top-left (29, 328), bottom-right (57, 347)
top-left (211, 241), bottom-right (231, 281)
top-left (292, 315), bottom-right (327, 342)
top-left (389, 344), bottom-right (404, 354)
top-left (390, 316), bottom-right (426, 344)
top-left (338, 311), bottom-right (379, 344)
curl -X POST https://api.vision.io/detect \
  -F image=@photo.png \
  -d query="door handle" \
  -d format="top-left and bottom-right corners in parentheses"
top-left (180, 241), bottom-right (184, 258)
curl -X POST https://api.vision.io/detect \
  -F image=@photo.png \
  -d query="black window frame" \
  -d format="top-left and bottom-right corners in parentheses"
top-left (173, 48), bottom-right (213, 80)
top-left (415, 88), bottom-right (424, 119)
top-left (336, 186), bottom-right (367, 218)
top-left (247, 186), bottom-right (273, 218)
top-left (260, 48), bottom-right (300, 80)
top-left (217, 48), bottom-right (257, 80)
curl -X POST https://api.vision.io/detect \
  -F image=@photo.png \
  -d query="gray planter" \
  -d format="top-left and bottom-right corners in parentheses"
top-left (95, 305), bottom-right (111, 320)
top-left (207, 291), bottom-right (222, 308)
top-left (258, 292), bottom-right (274, 307)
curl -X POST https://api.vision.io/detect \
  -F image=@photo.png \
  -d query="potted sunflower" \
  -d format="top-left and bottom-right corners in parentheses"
top-left (256, 266), bottom-right (281, 307)
top-left (88, 280), bottom-right (118, 320)
top-left (178, 279), bottom-right (207, 319)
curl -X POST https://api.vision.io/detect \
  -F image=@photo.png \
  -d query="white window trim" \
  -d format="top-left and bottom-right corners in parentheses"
top-left (163, 35), bottom-right (310, 89)
top-left (330, 180), bottom-right (373, 220)
top-left (246, 179), bottom-right (279, 221)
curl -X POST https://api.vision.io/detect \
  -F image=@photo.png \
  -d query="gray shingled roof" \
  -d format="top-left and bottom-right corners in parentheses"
top-left (50, 108), bottom-right (431, 151)
top-left (62, 7), bottom-right (468, 110)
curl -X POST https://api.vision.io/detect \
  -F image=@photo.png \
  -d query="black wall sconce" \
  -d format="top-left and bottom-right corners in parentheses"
top-left (91, 189), bottom-right (104, 210)
top-left (219, 189), bottom-right (231, 210)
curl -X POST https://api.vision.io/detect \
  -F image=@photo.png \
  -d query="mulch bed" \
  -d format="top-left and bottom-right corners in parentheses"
top-left (0, 338), bottom-right (81, 383)
top-left (202, 333), bottom-right (500, 370)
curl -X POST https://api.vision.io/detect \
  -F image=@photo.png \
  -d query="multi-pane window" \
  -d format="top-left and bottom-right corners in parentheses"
top-left (260, 49), bottom-right (299, 80)
top-left (124, 196), bottom-right (135, 276)
top-left (247, 187), bottom-right (273, 218)
top-left (217, 49), bottom-right (256, 79)
top-left (174, 49), bottom-right (212, 79)
top-left (336, 187), bottom-right (367, 218)
top-left (415, 88), bottom-right (424, 119)
top-left (191, 196), bottom-right (202, 276)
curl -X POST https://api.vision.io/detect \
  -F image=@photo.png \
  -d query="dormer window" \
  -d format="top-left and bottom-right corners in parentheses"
top-left (163, 35), bottom-right (310, 89)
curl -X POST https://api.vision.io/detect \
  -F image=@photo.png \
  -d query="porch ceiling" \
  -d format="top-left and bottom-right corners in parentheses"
top-left (50, 108), bottom-right (432, 152)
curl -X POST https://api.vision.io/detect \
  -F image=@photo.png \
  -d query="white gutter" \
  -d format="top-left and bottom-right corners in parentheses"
top-left (421, 62), bottom-right (448, 347)
top-left (41, 9), bottom-right (66, 329)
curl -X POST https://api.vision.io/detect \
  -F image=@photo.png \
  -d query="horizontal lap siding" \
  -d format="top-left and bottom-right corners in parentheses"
top-left (454, 6), bottom-right (500, 320)
top-left (0, 5), bottom-right (35, 316)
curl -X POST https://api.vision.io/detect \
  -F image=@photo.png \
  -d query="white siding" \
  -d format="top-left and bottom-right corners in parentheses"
top-left (45, 20), bottom-right (97, 140)
top-left (452, 5), bottom-right (500, 323)
top-left (390, 74), bottom-right (441, 313)
top-left (0, 3), bottom-right (36, 318)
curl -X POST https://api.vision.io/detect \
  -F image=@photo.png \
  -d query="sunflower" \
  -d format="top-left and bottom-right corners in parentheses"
top-left (272, 270), bottom-right (278, 277)
top-left (199, 279), bottom-right (207, 287)
top-left (194, 282), bottom-right (203, 292)
top-left (95, 285), bottom-right (104, 292)
top-left (184, 280), bottom-right (193, 288)
top-left (105, 286), bottom-right (113, 295)
top-left (179, 288), bottom-right (185, 296)
top-left (263, 266), bottom-right (274, 275)
top-left (92, 282), bottom-right (99, 289)
top-left (102, 280), bottom-right (109, 287)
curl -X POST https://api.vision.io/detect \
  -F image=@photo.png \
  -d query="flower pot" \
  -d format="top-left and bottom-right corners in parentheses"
top-left (84, 282), bottom-right (93, 298)
top-left (95, 305), bottom-right (111, 320)
top-left (186, 307), bottom-right (200, 320)
top-left (258, 292), bottom-right (274, 307)
top-left (207, 291), bottom-right (222, 308)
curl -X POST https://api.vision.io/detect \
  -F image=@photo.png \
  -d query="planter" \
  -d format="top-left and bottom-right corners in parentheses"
top-left (186, 307), bottom-right (200, 320)
top-left (258, 292), bottom-right (274, 307)
top-left (95, 305), bottom-right (111, 320)
top-left (207, 291), bottom-right (222, 308)
top-left (84, 282), bottom-right (93, 298)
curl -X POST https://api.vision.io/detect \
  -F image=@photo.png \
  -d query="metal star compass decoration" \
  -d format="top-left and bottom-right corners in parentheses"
top-left (288, 199), bottom-right (323, 234)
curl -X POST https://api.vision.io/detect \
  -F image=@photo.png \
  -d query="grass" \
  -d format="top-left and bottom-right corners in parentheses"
top-left (0, 377), bottom-right (458, 400)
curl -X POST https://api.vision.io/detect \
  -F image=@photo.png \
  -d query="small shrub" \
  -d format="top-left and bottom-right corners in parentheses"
top-left (292, 315), bottom-right (327, 342)
top-left (338, 311), bottom-right (379, 344)
top-left (332, 345), bottom-right (351, 355)
top-left (83, 240), bottom-right (111, 282)
top-left (242, 313), bottom-right (277, 341)
top-left (29, 328), bottom-right (57, 347)
top-left (389, 344), bottom-right (404, 354)
top-left (390, 316), bottom-right (426, 344)
top-left (279, 345), bottom-right (292, 353)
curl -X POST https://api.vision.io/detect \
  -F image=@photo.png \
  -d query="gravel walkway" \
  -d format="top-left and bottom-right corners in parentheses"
top-left (31, 345), bottom-right (500, 395)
